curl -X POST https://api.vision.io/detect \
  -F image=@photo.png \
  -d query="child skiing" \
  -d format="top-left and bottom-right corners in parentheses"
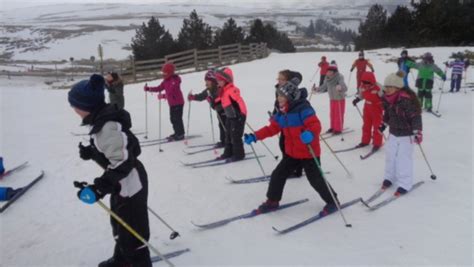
top-left (379, 71), bottom-right (423, 194)
top-left (144, 62), bottom-right (185, 141)
top-left (215, 67), bottom-right (247, 162)
top-left (188, 70), bottom-right (226, 148)
top-left (406, 52), bottom-right (446, 111)
top-left (352, 72), bottom-right (384, 151)
top-left (445, 57), bottom-right (467, 93)
top-left (105, 72), bottom-right (125, 109)
top-left (68, 74), bottom-right (152, 267)
top-left (350, 50), bottom-right (375, 89)
top-left (318, 56), bottom-right (330, 86)
top-left (244, 77), bottom-right (339, 214)
top-left (397, 50), bottom-right (413, 87)
top-left (314, 64), bottom-right (348, 135)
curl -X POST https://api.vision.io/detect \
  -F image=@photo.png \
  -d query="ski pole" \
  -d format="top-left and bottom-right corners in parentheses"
top-left (347, 71), bottom-right (353, 95)
top-left (249, 142), bottom-right (267, 178)
top-left (435, 73), bottom-right (447, 114)
top-left (184, 94), bottom-right (192, 145)
top-left (308, 67), bottom-right (320, 87)
top-left (320, 135), bottom-right (352, 178)
top-left (246, 122), bottom-right (278, 161)
top-left (416, 142), bottom-right (437, 180)
top-left (209, 106), bottom-right (216, 144)
top-left (144, 83), bottom-right (148, 139)
top-left (158, 92), bottom-right (163, 153)
top-left (147, 206), bottom-right (180, 240)
top-left (306, 145), bottom-right (352, 228)
top-left (96, 201), bottom-right (175, 267)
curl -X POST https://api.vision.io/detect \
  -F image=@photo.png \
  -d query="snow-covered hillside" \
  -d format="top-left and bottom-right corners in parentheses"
top-left (0, 47), bottom-right (472, 266)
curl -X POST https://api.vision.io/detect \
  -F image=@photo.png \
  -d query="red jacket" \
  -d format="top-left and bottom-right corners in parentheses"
top-left (319, 61), bottom-right (330, 75)
top-left (255, 99), bottom-right (321, 158)
top-left (359, 72), bottom-right (382, 109)
top-left (147, 74), bottom-right (185, 106)
top-left (220, 82), bottom-right (247, 118)
top-left (352, 59), bottom-right (374, 73)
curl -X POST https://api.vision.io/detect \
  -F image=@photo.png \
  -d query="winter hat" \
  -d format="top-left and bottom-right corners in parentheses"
top-left (321, 56), bottom-right (327, 61)
top-left (327, 64), bottom-right (338, 72)
top-left (215, 67), bottom-right (234, 84)
top-left (278, 77), bottom-right (301, 102)
top-left (68, 74), bottom-right (106, 112)
top-left (384, 71), bottom-right (405, 89)
top-left (289, 71), bottom-right (303, 85)
top-left (162, 63), bottom-right (175, 75)
top-left (401, 50), bottom-right (408, 56)
top-left (422, 52), bottom-right (433, 62)
top-left (204, 69), bottom-right (216, 82)
top-left (359, 50), bottom-right (364, 57)
top-left (361, 72), bottom-right (376, 84)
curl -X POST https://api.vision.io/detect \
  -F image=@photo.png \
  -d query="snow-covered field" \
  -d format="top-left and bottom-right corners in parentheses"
top-left (0, 0), bottom-right (409, 61)
top-left (0, 47), bottom-right (472, 266)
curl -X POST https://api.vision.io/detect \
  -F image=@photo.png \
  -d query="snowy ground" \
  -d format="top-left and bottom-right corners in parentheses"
top-left (0, 47), bottom-right (472, 266)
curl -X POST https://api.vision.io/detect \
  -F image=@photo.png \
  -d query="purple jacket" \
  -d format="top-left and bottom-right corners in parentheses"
top-left (148, 75), bottom-right (185, 106)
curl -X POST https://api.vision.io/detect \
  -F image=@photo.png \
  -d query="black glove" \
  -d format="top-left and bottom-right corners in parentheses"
top-left (93, 177), bottom-right (120, 195)
top-left (378, 123), bottom-right (387, 133)
top-left (352, 97), bottom-right (361, 106)
top-left (79, 142), bottom-right (94, 160)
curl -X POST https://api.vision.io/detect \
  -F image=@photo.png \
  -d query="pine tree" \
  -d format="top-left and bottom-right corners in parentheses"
top-left (177, 10), bottom-right (213, 50)
top-left (247, 19), bottom-right (266, 43)
top-left (214, 18), bottom-right (245, 46)
top-left (354, 4), bottom-right (388, 50)
top-left (131, 16), bottom-right (177, 60)
top-left (246, 19), bottom-right (295, 52)
top-left (305, 20), bottom-right (316, 38)
top-left (385, 6), bottom-right (414, 47)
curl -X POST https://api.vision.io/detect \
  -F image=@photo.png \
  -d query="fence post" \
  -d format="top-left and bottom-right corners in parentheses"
top-left (237, 43), bottom-right (242, 62)
top-left (131, 57), bottom-right (136, 82)
top-left (194, 49), bottom-right (198, 70)
top-left (218, 45), bottom-right (223, 66)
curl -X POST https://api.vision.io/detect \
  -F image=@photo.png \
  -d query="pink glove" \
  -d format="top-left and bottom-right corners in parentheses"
top-left (188, 94), bottom-right (195, 101)
top-left (158, 94), bottom-right (166, 100)
top-left (414, 130), bottom-right (422, 144)
top-left (144, 85), bottom-right (149, 92)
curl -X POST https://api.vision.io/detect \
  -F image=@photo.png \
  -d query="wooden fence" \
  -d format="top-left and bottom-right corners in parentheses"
top-left (120, 43), bottom-right (268, 84)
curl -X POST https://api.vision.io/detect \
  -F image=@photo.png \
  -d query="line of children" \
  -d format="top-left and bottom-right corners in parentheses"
top-left (244, 76), bottom-right (340, 214)
top-left (188, 70), bottom-right (226, 148)
top-left (144, 63), bottom-right (186, 141)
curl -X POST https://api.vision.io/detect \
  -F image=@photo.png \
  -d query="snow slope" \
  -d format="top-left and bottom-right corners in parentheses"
top-left (0, 47), bottom-right (472, 266)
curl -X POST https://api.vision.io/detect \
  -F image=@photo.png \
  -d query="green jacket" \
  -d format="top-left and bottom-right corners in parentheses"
top-left (406, 60), bottom-right (445, 90)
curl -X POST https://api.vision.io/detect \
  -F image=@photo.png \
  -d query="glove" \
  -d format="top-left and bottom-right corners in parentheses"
top-left (442, 76), bottom-right (447, 81)
top-left (300, 130), bottom-right (314, 144)
top-left (74, 181), bottom-right (104, 204)
top-left (78, 142), bottom-right (94, 160)
top-left (158, 94), bottom-right (166, 100)
top-left (413, 130), bottom-right (423, 144)
top-left (144, 85), bottom-right (149, 91)
top-left (352, 97), bottom-right (361, 106)
top-left (336, 85), bottom-right (342, 92)
top-left (244, 133), bottom-right (257, 145)
top-left (350, 68), bottom-right (354, 72)
top-left (188, 94), bottom-right (195, 101)
top-left (378, 123), bottom-right (387, 133)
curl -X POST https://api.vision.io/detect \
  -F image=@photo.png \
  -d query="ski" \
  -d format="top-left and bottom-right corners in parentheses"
top-left (271, 197), bottom-right (361, 235)
top-left (362, 181), bottom-right (424, 211)
top-left (183, 146), bottom-right (220, 155)
top-left (186, 143), bottom-right (216, 149)
top-left (141, 135), bottom-right (203, 147)
top-left (139, 137), bottom-right (169, 144)
top-left (361, 187), bottom-right (387, 205)
top-left (180, 152), bottom-right (252, 167)
top-left (0, 161), bottom-right (29, 179)
top-left (225, 171), bottom-right (330, 184)
top-left (0, 171), bottom-right (45, 213)
top-left (359, 148), bottom-right (380, 160)
top-left (334, 145), bottom-right (367, 153)
top-left (191, 198), bottom-right (309, 229)
top-left (428, 111), bottom-right (442, 118)
top-left (150, 248), bottom-right (190, 263)
top-left (322, 129), bottom-right (355, 140)
top-left (192, 155), bottom-right (266, 169)
top-left (73, 131), bottom-right (145, 137)
top-left (320, 128), bottom-right (351, 138)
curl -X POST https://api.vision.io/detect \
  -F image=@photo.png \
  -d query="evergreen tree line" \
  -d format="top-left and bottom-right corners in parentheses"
top-left (301, 19), bottom-right (356, 46)
top-left (131, 10), bottom-right (295, 61)
top-left (355, 0), bottom-right (474, 50)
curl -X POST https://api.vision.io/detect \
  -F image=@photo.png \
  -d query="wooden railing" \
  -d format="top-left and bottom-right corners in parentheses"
top-left (120, 42), bottom-right (268, 84)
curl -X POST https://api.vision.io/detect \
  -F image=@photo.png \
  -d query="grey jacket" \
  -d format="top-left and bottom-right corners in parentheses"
top-left (106, 79), bottom-right (125, 109)
top-left (318, 73), bottom-right (347, 100)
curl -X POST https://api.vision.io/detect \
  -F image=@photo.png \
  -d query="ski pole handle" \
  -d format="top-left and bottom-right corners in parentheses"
top-left (246, 122), bottom-right (278, 161)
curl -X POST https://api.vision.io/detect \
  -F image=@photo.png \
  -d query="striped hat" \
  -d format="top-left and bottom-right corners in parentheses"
top-left (215, 67), bottom-right (234, 83)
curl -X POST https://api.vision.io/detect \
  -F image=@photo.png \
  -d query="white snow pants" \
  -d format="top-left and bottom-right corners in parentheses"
top-left (384, 134), bottom-right (414, 191)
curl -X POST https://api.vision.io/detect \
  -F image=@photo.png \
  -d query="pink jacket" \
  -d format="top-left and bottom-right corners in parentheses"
top-left (148, 75), bottom-right (185, 106)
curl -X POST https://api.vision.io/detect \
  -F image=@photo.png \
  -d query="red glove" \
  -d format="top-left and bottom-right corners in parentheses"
top-left (413, 130), bottom-right (422, 144)
top-left (158, 94), bottom-right (166, 100)
top-left (188, 94), bottom-right (195, 101)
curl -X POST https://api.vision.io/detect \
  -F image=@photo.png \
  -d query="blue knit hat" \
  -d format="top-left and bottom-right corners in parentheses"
top-left (68, 74), bottom-right (106, 112)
